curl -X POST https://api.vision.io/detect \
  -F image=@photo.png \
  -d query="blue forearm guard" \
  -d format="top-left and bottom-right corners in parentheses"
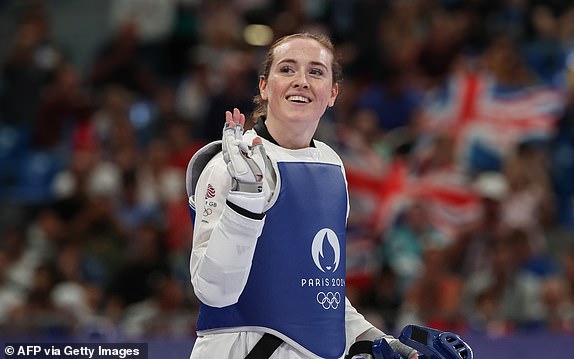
top-left (372, 325), bottom-right (473, 359)
top-left (347, 325), bottom-right (473, 359)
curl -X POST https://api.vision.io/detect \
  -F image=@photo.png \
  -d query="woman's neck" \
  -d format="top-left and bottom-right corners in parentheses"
top-left (265, 117), bottom-right (318, 149)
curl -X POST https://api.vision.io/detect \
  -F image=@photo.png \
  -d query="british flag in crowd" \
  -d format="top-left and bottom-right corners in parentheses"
top-left (345, 158), bottom-right (482, 239)
top-left (417, 70), bottom-right (565, 172)
top-left (344, 70), bottom-right (565, 239)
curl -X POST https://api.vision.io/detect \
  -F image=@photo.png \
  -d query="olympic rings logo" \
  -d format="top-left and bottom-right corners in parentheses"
top-left (316, 291), bottom-right (341, 309)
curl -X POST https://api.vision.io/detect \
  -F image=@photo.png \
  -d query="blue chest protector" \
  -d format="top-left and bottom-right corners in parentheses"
top-left (196, 161), bottom-right (348, 359)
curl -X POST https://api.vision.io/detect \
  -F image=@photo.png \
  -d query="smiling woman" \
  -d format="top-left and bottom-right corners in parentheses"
top-left (185, 33), bottom-right (419, 359)
top-left (252, 33), bottom-right (342, 149)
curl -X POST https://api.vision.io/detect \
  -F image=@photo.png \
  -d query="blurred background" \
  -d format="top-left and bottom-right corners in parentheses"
top-left (0, 0), bottom-right (574, 357)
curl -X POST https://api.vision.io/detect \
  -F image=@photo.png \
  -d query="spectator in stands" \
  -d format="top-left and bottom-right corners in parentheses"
top-left (452, 172), bottom-right (509, 277)
top-left (8, 262), bottom-right (76, 337)
top-left (107, 0), bottom-right (178, 77)
top-left (0, 4), bottom-right (62, 127)
top-left (501, 142), bottom-right (556, 254)
top-left (562, 245), bottom-right (574, 319)
top-left (0, 248), bottom-right (25, 334)
top-left (462, 235), bottom-right (546, 333)
top-left (395, 243), bottom-right (465, 334)
top-left (105, 221), bottom-right (169, 323)
top-left (381, 203), bottom-right (451, 294)
top-left (119, 274), bottom-right (196, 339)
top-left (33, 61), bottom-right (93, 149)
top-left (201, 50), bottom-right (257, 141)
top-left (360, 264), bottom-right (404, 333)
top-left (550, 69), bottom-right (574, 229)
top-left (540, 275), bottom-right (574, 333)
top-left (88, 20), bottom-right (158, 98)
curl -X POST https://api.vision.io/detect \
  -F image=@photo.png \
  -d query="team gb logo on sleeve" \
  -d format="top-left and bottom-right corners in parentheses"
top-left (205, 184), bottom-right (216, 199)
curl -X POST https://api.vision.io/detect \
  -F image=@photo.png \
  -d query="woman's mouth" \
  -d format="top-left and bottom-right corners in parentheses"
top-left (287, 95), bottom-right (311, 103)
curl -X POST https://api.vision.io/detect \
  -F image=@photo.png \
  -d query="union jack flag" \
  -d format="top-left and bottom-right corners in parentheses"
top-left (344, 71), bottom-right (564, 240)
top-left (345, 158), bottom-right (481, 239)
top-left (417, 71), bottom-right (565, 171)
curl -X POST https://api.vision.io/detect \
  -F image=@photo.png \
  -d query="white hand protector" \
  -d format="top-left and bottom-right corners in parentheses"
top-left (221, 121), bottom-right (267, 214)
top-left (353, 327), bottom-right (419, 359)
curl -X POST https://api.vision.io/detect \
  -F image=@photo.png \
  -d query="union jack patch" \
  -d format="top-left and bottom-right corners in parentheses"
top-left (205, 184), bottom-right (216, 199)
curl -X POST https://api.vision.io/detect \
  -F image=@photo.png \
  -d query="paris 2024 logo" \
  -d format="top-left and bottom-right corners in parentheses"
top-left (301, 228), bottom-right (345, 310)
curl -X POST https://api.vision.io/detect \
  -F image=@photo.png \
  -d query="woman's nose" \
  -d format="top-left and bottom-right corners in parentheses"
top-left (293, 72), bottom-right (309, 88)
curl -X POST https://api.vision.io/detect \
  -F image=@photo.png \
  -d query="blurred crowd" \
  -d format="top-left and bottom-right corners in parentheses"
top-left (1, 0), bottom-right (574, 342)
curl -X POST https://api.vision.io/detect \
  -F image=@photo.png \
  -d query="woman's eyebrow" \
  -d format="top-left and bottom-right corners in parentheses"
top-left (309, 61), bottom-right (328, 70)
top-left (276, 59), bottom-right (328, 70)
top-left (276, 59), bottom-right (296, 66)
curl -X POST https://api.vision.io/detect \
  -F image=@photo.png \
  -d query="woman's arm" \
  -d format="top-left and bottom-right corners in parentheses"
top-left (345, 297), bottom-right (419, 359)
top-left (190, 158), bottom-right (266, 308)
top-left (190, 109), bottom-right (269, 308)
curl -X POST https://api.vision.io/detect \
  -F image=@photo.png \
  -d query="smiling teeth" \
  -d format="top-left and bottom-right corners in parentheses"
top-left (288, 95), bottom-right (310, 103)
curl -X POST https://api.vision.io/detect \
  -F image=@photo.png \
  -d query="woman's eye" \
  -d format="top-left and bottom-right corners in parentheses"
top-left (310, 68), bottom-right (324, 76)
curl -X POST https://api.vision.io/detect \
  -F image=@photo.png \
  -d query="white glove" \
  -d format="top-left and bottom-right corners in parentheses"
top-left (388, 339), bottom-right (419, 359)
top-left (221, 108), bottom-right (267, 214)
top-left (356, 328), bottom-right (419, 359)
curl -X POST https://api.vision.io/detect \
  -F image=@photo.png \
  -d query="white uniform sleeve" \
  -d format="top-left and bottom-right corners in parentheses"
top-left (344, 297), bottom-right (377, 344)
top-left (345, 299), bottom-right (417, 359)
top-left (190, 154), bottom-right (266, 308)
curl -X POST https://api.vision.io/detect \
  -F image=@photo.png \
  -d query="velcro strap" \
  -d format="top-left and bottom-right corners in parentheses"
top-left (345, 340), bottom-right (374, 359)
top-left (245, 333), bottom-right (283, 359)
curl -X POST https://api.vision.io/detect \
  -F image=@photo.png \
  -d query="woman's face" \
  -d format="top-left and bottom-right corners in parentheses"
top-left (259, 37), bottom-right (339, 125)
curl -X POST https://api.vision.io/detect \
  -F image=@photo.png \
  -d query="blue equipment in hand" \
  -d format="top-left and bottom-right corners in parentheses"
top-left (374, 325), bottom-right (473, 359)
top-left (347, 325), bottom-right (473, 359)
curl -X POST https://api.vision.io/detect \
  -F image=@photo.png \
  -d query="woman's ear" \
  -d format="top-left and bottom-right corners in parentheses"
top-left (259, 77), bottom-right (268, 101)
top-left (328, 83), bottom-right (339, 107)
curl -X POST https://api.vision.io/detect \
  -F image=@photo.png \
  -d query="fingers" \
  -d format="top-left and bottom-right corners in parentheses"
top-left (225, 108), bottom-right (246, 129)
top-left (224, 108), bottom-right (247, 146)
top-left (222, 108), bottom-right (265, 189)
top-left (250, 137), bottom-right (265, 182)
top-left (250, 137), bottom-right (264, 159)
top-left (223, 109), bottom-right (249, 179)
top-left (224, 108), bottom-right (248, 156)
top-left (235, 108), bottom-right (246, 127)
